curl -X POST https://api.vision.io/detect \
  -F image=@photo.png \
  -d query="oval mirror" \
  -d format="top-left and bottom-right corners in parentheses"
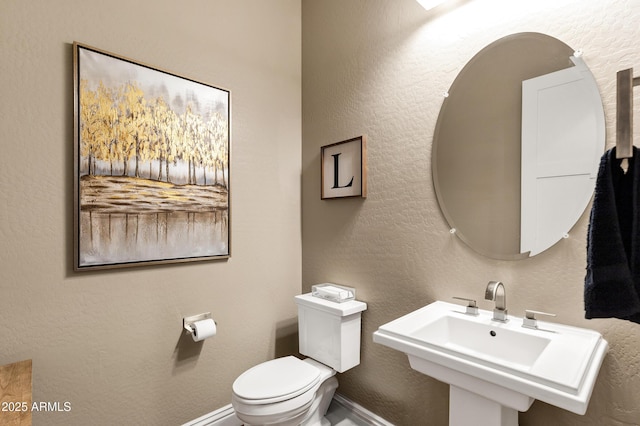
top-left (432, 33), bottom-right (605, 260)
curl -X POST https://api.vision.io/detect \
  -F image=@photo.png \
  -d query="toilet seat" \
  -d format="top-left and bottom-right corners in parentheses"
top-left (233, 356), bottom-right (321, 404)
top-left (232, 357), bottom-right (337, 426)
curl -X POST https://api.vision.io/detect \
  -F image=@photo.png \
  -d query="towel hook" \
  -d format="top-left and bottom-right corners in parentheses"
top-left (616, 68), bottom-right (640, 160)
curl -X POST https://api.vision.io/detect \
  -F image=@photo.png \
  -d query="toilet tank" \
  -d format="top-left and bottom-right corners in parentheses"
top-left (294, 292), bottom-right (367, 373)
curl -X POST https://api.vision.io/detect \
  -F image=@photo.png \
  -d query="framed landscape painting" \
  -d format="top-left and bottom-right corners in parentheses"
top-left (73, 42), bottom-right (231, 270)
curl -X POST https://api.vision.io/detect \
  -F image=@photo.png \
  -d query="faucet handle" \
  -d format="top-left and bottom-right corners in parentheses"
top-left (452, 297), bottom-right (479, 315)
top-left (523, 310), bottom-right (556, 329)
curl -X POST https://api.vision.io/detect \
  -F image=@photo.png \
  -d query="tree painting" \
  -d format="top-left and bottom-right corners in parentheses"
top-left (74, 43), bottom-right (230, 270)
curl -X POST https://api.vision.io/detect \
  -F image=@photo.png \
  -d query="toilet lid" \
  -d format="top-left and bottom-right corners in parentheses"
top-left (233, 356), bottom-right (321, 401)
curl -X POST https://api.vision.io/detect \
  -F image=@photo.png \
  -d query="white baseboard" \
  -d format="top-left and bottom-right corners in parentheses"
top-left (182, 404), bottom-right (241, 426)
top-left (182, 393), bottom-right (393, 426)
top-left (330, 393), bottom-right (395, 426)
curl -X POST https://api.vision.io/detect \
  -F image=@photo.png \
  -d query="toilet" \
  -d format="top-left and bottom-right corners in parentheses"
top-left (232, 292), bottom-right (367, 426)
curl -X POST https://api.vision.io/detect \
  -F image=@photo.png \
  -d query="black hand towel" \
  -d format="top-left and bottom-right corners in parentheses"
top-left (585, 146), bottom-right (640, 323)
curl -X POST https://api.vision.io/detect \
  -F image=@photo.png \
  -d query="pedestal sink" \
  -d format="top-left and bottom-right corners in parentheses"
top-left (373, 301), bottom-right (608, 426)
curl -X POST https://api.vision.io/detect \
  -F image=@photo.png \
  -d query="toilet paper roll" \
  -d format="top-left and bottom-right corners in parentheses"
top-left (191, 319), bottom-right (217, 342)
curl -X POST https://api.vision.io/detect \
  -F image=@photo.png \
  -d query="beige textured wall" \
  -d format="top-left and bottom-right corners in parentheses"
top-left (302, 0), bottom-right (640, 425)
top-left (0, 1), bottom-right (300, 425)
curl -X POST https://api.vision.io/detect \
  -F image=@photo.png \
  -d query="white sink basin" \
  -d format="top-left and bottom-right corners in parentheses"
top-left (411, 314), bottom-right (551, 371)
top-left (373, 301), bottom-right (608, 423)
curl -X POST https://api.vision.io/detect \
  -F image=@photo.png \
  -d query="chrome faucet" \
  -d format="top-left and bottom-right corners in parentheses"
top-left (485, 281), bottom-right (508, 322)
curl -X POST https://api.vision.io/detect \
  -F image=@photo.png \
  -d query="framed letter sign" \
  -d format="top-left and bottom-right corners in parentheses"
top-left (321, 136), bottom-right (367, 200)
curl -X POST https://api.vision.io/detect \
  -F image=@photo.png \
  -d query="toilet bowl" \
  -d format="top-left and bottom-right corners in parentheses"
top-left (231, 291), bottom-right (367, 426)
top-left (232, 357), bottom-right (338, 426)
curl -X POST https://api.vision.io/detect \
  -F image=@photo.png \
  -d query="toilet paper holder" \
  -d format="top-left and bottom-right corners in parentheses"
top-left (183, 312), bottom-right (216, 334)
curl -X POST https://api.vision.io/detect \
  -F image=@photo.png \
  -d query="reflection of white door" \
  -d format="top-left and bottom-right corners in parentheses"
top-left (521, 57), bottom-right (605, 256)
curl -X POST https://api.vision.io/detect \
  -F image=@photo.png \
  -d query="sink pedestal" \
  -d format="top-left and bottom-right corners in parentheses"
top-left (450, 386), bottom-right (518, 426)
top-left (409, 355), bottom-right (534, 426)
